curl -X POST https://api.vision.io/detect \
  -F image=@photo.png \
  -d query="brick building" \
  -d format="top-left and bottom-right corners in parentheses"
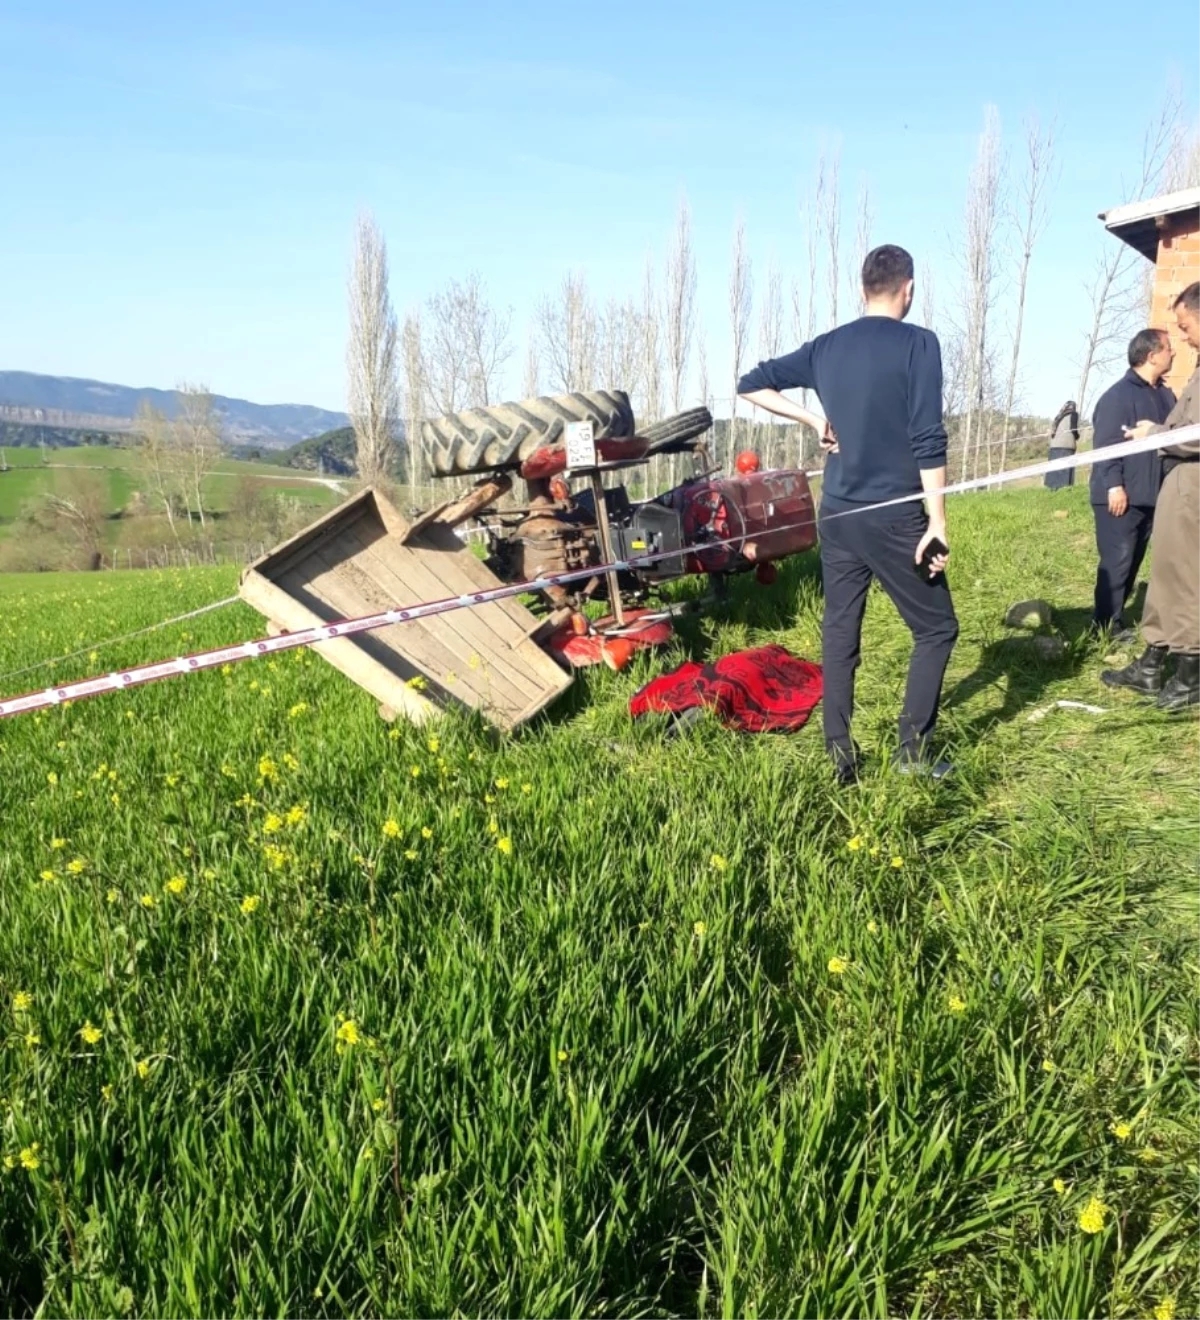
top-left (1100, 185), bottom-right (1200, 396)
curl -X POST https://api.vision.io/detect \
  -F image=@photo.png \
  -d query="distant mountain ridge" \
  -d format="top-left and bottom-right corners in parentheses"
top-left (0, 371), bottom-right (348, 448)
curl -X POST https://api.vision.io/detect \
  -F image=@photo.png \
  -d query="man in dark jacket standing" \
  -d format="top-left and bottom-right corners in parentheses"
top-left (738, 244), bottom-right (957, 782)
top-left (1089, 328), bottom-right (1175, 638)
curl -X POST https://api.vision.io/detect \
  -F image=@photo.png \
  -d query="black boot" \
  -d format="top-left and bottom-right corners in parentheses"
top-left (1101, 644), bottom-right (1169, 695)
top-left (1156, 654), bottom-right (1200, 711)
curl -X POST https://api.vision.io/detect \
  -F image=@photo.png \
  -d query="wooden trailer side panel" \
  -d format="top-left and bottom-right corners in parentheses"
top-left (238, 487), bottom-right (572, 730)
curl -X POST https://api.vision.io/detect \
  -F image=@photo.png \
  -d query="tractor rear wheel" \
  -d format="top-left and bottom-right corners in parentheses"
top-left (422, 390), bottom-right (636, 476)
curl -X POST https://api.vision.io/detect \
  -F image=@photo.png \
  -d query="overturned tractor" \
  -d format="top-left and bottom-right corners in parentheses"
top-left (239, 388), bottom-right (817, 731)
top-left (414, 389), bottom-right (817, 668)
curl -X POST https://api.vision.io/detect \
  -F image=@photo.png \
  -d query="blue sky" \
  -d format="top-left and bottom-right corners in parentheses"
top-left (1, 0), bottom-right (1196, 417)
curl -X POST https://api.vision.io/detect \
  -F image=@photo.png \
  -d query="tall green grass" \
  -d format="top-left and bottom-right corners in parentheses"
top-left (0, 483), bottom-right (1195, 1318)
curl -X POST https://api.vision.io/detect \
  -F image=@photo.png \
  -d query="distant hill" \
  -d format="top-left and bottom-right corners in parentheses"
top-left (0, 371), bottom-right (348, 449)
top-left (233, 425), bottom-right (360, 475)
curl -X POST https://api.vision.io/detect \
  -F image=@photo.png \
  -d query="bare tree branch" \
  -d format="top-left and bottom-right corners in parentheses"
top-left (346, 210), bottom-right (400, 486)
top-left (728, 217), bottom-right (753, 449)
top-left (665, 198), bottom-right (697, 412)
top-left (1076, 86), bottom-right (1189, 412)
top-left (820, 142), bottom-right (842, 329)
top-left (956, 105), bottom-right (1004, 480)
top-left (999, 114), bottom-right (1058, 471)
top-left (536, 272), bottom-right (598, 393)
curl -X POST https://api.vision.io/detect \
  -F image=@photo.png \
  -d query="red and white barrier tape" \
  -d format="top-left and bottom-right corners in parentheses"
top-left (2, 424), bottom-right (1194, 721)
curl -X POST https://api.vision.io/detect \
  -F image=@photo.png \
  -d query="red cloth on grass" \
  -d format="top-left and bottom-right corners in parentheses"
top-left (629, 644), bottom-right (823, 733)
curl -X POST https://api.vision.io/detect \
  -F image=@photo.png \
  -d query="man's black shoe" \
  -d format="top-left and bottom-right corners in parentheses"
top-left (1101, 644), bottom-right (1169, 695)
top-left (1156, 654), bottom-right (1200, 711)
top-left (829, 746), bottom-right (863, 786)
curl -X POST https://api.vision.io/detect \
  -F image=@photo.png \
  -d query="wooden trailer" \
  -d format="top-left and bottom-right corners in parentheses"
top-left (238, 486), bottom-right (574, 731)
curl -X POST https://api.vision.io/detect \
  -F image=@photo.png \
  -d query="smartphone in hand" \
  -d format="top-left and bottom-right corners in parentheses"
top-left (914, 537), bottom-right (948, 582)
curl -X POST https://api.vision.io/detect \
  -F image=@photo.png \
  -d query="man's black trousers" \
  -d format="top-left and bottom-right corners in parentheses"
top-left (819, 501), bottom-right (959, 764)
top-left (1092, 503), bottom-right (1154, 628)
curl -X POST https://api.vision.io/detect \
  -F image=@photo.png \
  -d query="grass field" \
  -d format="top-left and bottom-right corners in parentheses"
top-left (0, 482), bottom-right (1196, 1319)
top-left (0, 445), bottom-right (345, 555)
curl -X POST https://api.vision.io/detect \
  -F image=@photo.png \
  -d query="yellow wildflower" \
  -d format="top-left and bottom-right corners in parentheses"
top-left (106, 888), bottom-right (119, 904)
top-left (221, 665), bottom-right (233, 676)
top-left (282, 753), bottom-right (300, 772)
top-left (140, 893), bottom-right (156, 909)
top-left (387, 728), bottom-right (401, 741)
top-left (891, 857), bottom-right (904, 869)
top-left (110, 793), bottom-right (120, 807)
top-left (827, 956), bottom-right (849, 975)
top-left (947, 994), bottom-right (967, 1014)
top-left (487, 817), bottom-right (499, 834)
top-left (372, 1098), bottom-right (385, 1113)
top-left (847, 836), bottom-right (863, 852)
top-left (710, 854), bottom-right (728, 872)
top-left (285, 804), bottom-right (307, 827)
top-left (240, 895), bottom-right (261, 915)
top-left (335, 1019), bottom-right (361, 1049)
top-left (522, 783), bottom-right (533, 794)
top-left (1137, 1147), bottom-right (1159, 1164)
top-left (78, 1021), bottom-right (103, 1045)
top-left (405, 675), bottom-right (428, 690)
top-left (1109, 1120), bottom-right (1132, 1142)
top-left (421, 826), bottom-right (433, 840)
top-left (40, 869), bottom-right (57, 883)
top-left (288, 702), bottom-right (309, 718)
top-left (495, 777), bottom-right (509, 790)
top-left (263, 813), bottom-right (283, 834)
top-left (47, 772), bottom-right (58, 787)
top-left (1155, 1298), bottom-right (1177, 1320)
top-left (19, 1144), bottom-right (40, 1171)
top-left (66, 858), bottom-right (85, 874)
top-left (427, 736), bottom-right (440, 753)
top-left (557, 1048), bottom-right (570, 1063)
top-left (24, 1032), bottom-right (40, 1048)
top-left (13, 991), bottom-right (32, 1012)
top-left (496, 836), bottom-right (513, 856)
top-left (866, 919), bottom-right (879, 935)
top-left (101, 1084), bottom-right (114, 1102)
top-left (1052, 1177), bottom-right (1067, 1196)
top-left (50, 838), bottom-right (67, 850)
top-left (693, 920), bottom-right (707, 936)
top-left (136, 1059), bottom-right (151, 1080)
top-left (165, 773), bottom-right (181, 787)
top-left (1077, 1196), bottom-right (1109, 1235)
top-left (235, 793), bottom-right (255, 809)
top-left (485, 793), bottom-right (496, 805)
top-left (382, 819), bottom-right (401, 838)
top-left (258, 756), bottom-right (278, 782)
top-left (404, 849), bottom-right (419, 861)
top-left (410, 765), bottom-right (421, 778)
top-left (165, 876), bottom-right (187, 896)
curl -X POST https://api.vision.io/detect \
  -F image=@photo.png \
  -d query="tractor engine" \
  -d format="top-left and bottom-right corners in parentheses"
top-left (483, 468), bottom-right (816, 607)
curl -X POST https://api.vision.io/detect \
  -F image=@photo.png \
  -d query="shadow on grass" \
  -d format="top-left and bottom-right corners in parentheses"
top-left (944, 599), bottom-right (1148, 739)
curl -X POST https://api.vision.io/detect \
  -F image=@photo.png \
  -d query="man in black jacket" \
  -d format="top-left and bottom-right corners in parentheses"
top-left (738, 244), bottom-right (957, 782)
top-left (1089, 328), bottom-right (1176, 639)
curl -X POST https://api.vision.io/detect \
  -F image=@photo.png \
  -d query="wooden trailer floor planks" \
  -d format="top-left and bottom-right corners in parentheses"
top-left (238, 486), bottom-right (574, 731)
